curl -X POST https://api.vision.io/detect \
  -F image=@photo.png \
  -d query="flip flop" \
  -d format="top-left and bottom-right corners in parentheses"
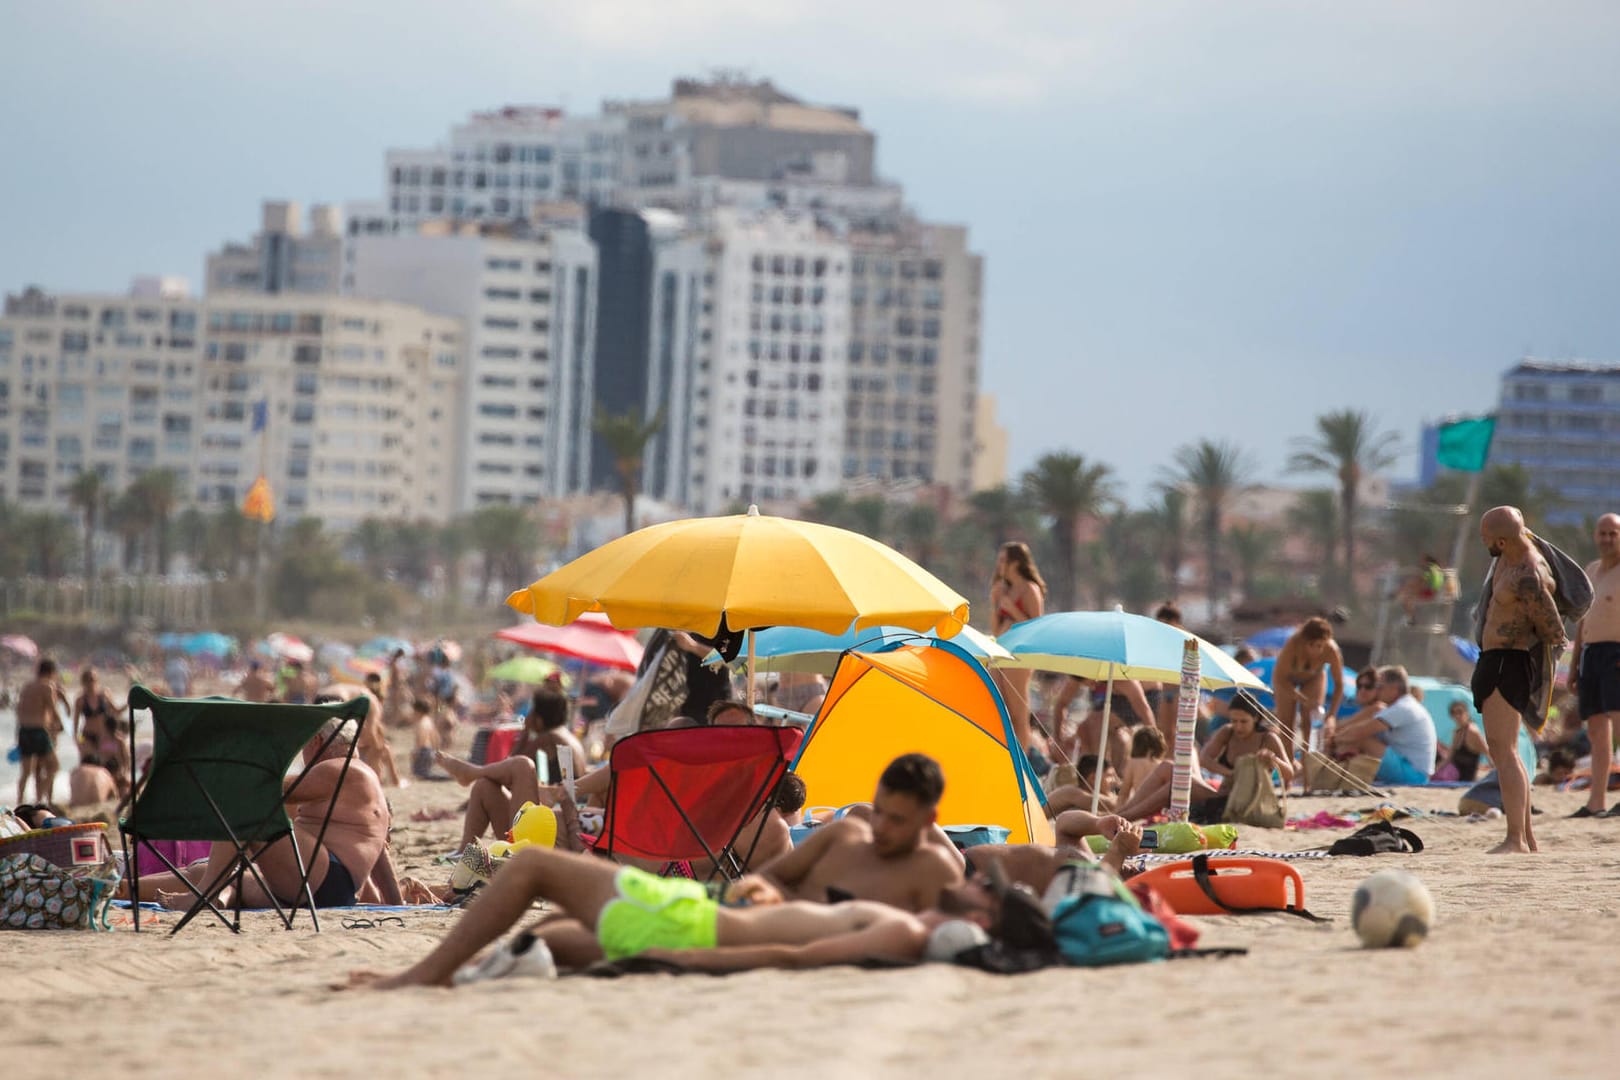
top-left (1569, 806), bottom-right (1602, 818)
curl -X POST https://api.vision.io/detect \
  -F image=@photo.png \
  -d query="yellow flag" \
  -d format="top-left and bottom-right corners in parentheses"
top-left (242, 475), bottom-right (275, 523)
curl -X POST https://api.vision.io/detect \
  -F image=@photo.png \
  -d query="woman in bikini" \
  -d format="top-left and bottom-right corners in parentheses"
top-left (990, 541), bottom-right (1046, 754)
top-left (1201, 693), bottom-right (1294, 786)
top-left (72, 667), bottom-right (128, 788)
top-left (1439, 699), bottom-right (1486, 782)
top-left (1270, 616), bottom-right (1344, 788)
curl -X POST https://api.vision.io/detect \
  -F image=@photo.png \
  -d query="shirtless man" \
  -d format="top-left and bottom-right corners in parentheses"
top-left (1569, 512), bottom-right (1620, 817)
top-left (235, 661), bottom-right (276, 703)
top-left (136, 717), bottom-right (404, 908)
top-left (729, 753), bottom-right (963, 913)
top-left (963, 820), bottom-right (1142, 895)
top-left (345, 843), bottom-right (999, 988)
top-left (15, 659), bottom-right (69, 804)
top-left (1472, 507), bottom-right (1569, 854)
top-left (321, 684), bottom-right (401, 788)
top-left (69, 750), bottom-right (119, 807)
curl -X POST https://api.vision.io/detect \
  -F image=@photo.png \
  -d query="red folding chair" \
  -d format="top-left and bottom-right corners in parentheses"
top-left (596, 725), bottom-right (803, 882)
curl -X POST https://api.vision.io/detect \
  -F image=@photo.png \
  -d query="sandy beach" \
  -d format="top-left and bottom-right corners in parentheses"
top-left (5, 742), bottom-right (1620, 1080)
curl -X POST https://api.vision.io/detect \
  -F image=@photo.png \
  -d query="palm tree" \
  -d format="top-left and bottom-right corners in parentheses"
top-left (352, 517), bottom-right (394, 577)
top-left (1021, 451), bottom-right (1116, 611)
top-left (435, 517), bottom-right (471, 613)
top-left (968, 485), bottom-right (1026, 545)
top-left (1167, 439), bottom-right (1254, 614)
top-left (1226, 523), bottom-right (1280, 603)
top-left (1288, 409), bottom-right (1399, 601)
top-left (1289, 489), bottom-right (1342, 596)
top-left (1147, 486), bottom-right (1189, 600)
top-left (20, 512), bottom-right (79, 580)
top-left (896, 503), bottom-right (941, 571)
top-left (593, 405), bottom-right (664, 535)
top-left (848, 497), bottom-right (888, 542)
top-left (804, 492), bottom-right (854, 530)
top-left (131, 468), bottom-right (183, 575)
top-left (67, 469), bottom-right (103, 581)
top-left (467, 504), bottom-right (540, 604)
top-left (107, 489), bottom-right (152, 572)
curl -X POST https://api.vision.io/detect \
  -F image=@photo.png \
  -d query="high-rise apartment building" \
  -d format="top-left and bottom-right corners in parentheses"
top-left (0, 286), bottom-right (204, 506)
top-left (381, 107), bottom-right (624, 229)
top-left (205, 201), bottom-right (343, 295)
top-left (1487, 358), bottom-right (1620, 524)
top-left (0, 285), bottom-right (464, 529)
top-left (347, 214), bottom-right (597, 508)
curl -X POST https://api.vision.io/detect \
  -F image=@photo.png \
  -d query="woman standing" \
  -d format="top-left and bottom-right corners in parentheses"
top-left (991, 541), bottom-right (1046, 754)
top-left (1270, 616), bottom-right (1345, 784)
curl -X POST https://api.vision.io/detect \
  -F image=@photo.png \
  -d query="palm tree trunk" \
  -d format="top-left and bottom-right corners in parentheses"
top-left (1206, 514), bottom-right (1221, 612)
top-left (1342, 488), bottom-right (1358, 603)
top-left (82, 510), bottom-right (96, 581)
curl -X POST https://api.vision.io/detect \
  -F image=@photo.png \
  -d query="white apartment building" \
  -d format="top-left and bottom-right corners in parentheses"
top-left (381, 107), bottom-right (625, 228)
top-left (0, 284), bottom-right (465, 531)
top-left (205, 201), bottom-right (343, 295)
top-left (694, 210), bottom-right (851, 512)
top-left (639, 212), bottom-right (715, 511)
top-left (195, 294), bottom-right (463, 528)
top-left (348, 216), bottom-right (597, 508)
top-left (844, 222), bottom-right (984, 495)
top-left (0, 286), bottom-right (205, 506)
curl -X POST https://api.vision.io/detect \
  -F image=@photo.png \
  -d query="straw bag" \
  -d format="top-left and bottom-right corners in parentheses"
top-left (0, 822), bottom-right (111, 870)
top-left (0, 824), bottom-right (119, 931)
top-left (1221, 757), bottom-right (1285, 828)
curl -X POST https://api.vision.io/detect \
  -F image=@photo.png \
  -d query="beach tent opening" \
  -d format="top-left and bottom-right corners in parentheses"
top-left (791, 640), bottom-right (1054, 844)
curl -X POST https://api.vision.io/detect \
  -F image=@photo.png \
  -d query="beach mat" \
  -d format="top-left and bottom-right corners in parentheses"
top-left (111, 900), bottom-right (453, 913)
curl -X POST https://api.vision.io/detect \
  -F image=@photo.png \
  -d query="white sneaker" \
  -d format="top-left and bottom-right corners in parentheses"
top-left (452, 931), bottom-right (557, 985)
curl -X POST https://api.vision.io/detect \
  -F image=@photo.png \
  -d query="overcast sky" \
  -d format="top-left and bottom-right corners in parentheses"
top-left (6, 2), bottom-right (1618, 498)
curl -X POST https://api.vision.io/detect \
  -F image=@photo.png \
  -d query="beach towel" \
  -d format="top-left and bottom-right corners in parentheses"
top-left (1471, 533), bottom-right (1592, 734)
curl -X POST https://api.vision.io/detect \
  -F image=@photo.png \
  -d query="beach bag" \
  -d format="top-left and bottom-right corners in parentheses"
top-left (0, 852), bottom-right (118, 931)
top-left (1222, 756), bottom-right (1286, 828)
top-left (1043, 863), bottom-right (1170, 967)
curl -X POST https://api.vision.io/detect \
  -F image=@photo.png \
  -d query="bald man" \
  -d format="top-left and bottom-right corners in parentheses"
top-left (1569, 513), bottom-right (1620, 817)
top-left (1472, 507), bottom-right (1568, 854)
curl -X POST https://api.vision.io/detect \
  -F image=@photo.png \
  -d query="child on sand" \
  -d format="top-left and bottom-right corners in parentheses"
top-left (1116, 726), bottom-right (1167, 806)
top-left (412, 698), bottom-right (450, 782)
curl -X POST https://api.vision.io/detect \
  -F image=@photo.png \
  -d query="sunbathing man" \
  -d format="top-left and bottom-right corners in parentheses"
top-left (134, 717), bottom-right (406, 908)
top-left (346, 843), bottom-right (1002, 988)
top-left (964, 820), bottom-right (1143, 895)
top-left (728, 753), bottom-right (964, 913)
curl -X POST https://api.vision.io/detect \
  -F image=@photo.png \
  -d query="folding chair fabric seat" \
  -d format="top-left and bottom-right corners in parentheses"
top-left (119, 686), bottom-right (370, 934)
top-left (597, 725), bottom-right (802, 880)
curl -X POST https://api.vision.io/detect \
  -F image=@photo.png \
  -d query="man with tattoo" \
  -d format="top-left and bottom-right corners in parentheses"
top-left (1568, 513), bottom-right (1620, 816)
top-left (1472, 507), bottom-right (1569, 854)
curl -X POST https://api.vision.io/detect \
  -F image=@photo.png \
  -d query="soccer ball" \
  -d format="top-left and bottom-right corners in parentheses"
top-left (1351, 870), bottom-right (1434, 949)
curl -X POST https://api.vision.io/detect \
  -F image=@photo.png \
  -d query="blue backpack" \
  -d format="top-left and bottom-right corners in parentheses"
top-left (1046, 863), bottom-right (1170, 967)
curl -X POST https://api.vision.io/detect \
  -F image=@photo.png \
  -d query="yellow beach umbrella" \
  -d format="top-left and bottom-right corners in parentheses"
top-left (508, 506), bottom-right (968, 638)
top-left (506, 506), bottom-right (970, 704)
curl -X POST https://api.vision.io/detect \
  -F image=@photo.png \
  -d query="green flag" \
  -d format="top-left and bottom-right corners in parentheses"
top-left (1435, 415), bottom-right (1496, 472)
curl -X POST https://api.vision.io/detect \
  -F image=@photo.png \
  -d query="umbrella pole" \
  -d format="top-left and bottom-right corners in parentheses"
top-left (1091, 664), bottom-right (1114, 814)
top-left (747, 632), bottom-right (757, 711)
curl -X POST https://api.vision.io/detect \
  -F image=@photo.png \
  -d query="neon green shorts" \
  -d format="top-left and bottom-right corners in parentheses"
top-left (596, 867), bottom-right (719, 961)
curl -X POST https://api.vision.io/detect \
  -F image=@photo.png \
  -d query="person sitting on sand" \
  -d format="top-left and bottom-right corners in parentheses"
top-left (1050, 675), bottom-right (1151, 773)
top-left (729, 753), bottom-right (964, 913)
top-left (1116, 725), bottom-right (1167, 806)
top-left (438, 749), bottom-right (556, 853)
top-left (513, 678), bottom-right (587, 782)
top-left (1202, 691), bottom-right (1294, 787)
top-left (1327, 666), bottom-right (1436, 786)
top-left (1045, 755), bottom-right (1121, 815)
top-left (410, 698), bottom-right (451, 782)
top-left (132, 717), bottom-right (407, 909)
top-left (706, 699), bottom-right (756, 725)
top-left (68, 750), bottom-right (118, 808)
top-left (688, 772), bottom-right (806, 880)
top-left (235, 661), bottom-right (276, 704)
top-left (345, 840), bottom-right (1014, 988)
top-left (1436, 700), bottom-right (1487, 783)
top-left (963, 820), bottom-right (1143, 895)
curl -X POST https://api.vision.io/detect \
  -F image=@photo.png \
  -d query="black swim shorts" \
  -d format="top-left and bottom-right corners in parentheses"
top-left (1579, 641), bottom-right (1620, 720)
top-left (16, 727), bottom-right (52, 757)
top-left (1472, 649), bottom-right (1533, 714)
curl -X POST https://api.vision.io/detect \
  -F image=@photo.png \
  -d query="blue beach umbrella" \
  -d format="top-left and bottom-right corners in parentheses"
top-left (995, 610), bottom-right (1266, 813)
top-left (1244, 625), bottom-right (1297, 651)
top-left (706, 623), bottom-right (1011, 675)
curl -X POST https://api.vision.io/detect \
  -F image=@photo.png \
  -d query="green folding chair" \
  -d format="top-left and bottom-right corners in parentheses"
top-left (119, 686), bottom-right (370, 934)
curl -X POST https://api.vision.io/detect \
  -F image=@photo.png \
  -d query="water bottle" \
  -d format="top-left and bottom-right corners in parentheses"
top-left (1308, 706), bottom-right (1326, 753)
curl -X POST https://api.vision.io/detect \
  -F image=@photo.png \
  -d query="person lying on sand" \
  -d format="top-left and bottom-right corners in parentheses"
top-left (728, 753), bottom-right (964, 913)
top-left (963, 821), bottom-right (1144, 895)
top-left (128, 718), bottom-right (409, 909)
top-left (344, 844), bottom-right (1005, 988)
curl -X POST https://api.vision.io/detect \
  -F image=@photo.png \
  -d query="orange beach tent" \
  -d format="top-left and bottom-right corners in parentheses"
top-left (791, 640), bottom-right (1053, 844)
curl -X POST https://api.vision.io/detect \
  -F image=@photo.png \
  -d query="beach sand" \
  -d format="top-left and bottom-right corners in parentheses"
top-left (5, 747), bottom-right (1620, 1080)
